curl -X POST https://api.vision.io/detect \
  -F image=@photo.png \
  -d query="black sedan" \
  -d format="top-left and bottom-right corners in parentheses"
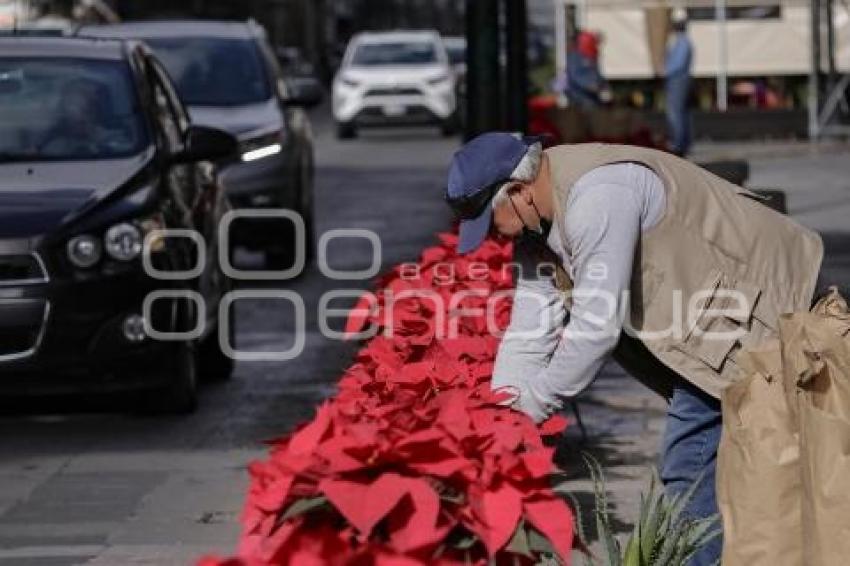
top-left (80, 20), bottom-right (322, 268)
top-left (0, 35), bottom-right (238, 413)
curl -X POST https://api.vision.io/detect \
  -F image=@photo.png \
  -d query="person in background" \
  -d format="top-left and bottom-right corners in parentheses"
top-left (565, 30), bottom-right (611, 109)
top-left (665, 13), bottom-right (694, 156)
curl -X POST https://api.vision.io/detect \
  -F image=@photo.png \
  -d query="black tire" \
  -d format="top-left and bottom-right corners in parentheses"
top-left (265, 156), bottom-right (314, 272)
top-left (200, 302), bottom-right (235, 381)
top-left (146, 342), bottom-right (198, 415)
top-left (336, 121), bottom-right (356, 139)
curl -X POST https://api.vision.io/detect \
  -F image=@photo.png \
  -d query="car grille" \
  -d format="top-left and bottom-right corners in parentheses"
top-left (0, 299), bottom-right (49, 362)
top-left (366, 86), bottom-right (422, 96)
top-left (358, 105), bottom-right (435, 121)
top-left (0, 254), bottom-right (47, 285)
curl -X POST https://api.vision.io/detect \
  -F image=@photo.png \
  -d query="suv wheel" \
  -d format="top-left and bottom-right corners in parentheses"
top-left (336, 121), bottom-right (357, 139)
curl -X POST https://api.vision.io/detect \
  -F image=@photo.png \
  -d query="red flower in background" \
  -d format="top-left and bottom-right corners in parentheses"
top-left (199, 234), bottom-right (575, 566)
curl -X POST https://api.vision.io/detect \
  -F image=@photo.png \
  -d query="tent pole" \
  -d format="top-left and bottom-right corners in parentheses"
top-left (554, 0), bottom-right (570, 106)
top-left (555, 0), bottom-right (566, 81)
top-left (809, 0), bottom-right (821, 139)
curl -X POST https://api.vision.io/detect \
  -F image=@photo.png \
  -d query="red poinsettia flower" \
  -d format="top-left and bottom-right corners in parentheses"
top-left (200, 233), bottom-right (576, 566)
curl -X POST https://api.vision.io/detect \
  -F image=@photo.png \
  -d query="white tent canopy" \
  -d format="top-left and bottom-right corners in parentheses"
top-left (554, 0), bottom-right (850, 79)
top-left (554, 0), bottom-right (850, 135)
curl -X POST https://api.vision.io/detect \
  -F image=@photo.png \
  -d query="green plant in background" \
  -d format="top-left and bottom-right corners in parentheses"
top-left (567, 455), bottom-right (721, 566)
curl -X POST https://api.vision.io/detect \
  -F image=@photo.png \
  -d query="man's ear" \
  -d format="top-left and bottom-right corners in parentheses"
top-left (516, 183), bottom-right (535, 205)
top-left (504, 182), bottom-right (522, 199)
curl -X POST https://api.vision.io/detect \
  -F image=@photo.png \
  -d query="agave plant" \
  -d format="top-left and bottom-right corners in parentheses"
top-left (564, 455), bottom-right (721, 566)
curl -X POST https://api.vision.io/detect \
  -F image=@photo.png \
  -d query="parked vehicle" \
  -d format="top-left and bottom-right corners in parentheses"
top-left (332, 30), bottom-right (458, 139)
top-left (442, 36), bottom-right (466, 78)
top-left (0, 35), bottom-right (238, 412)
top-left (442, 36), bottom-right (467, 132)
top-left (80, 20), bottom-right (321, 267)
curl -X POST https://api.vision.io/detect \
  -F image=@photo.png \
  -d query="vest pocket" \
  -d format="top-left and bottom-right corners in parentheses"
top-left (673, 270), bottom-right (762, 370)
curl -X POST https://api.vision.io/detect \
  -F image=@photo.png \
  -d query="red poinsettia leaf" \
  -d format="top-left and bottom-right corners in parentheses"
top-left (345, 292), bottom-right (378, 337)
top-left (395, 360), bottom-right (432, 385)
top-left (420, 245), bottom-right (448, 266)
top-left (288, 403), bottom-right (333, 456)
top-left (437, 232), bottom-right (459, 248)
top-left (538, 414), bottom-right (568, 437)
top-left (254, 474), bottom-right (295, 513)
top-left (435, 391), bottom-right (474, 441)
top-left (519, 447), bottom-right (556, 480)
top-left (196, 556), bottom-right (256, 566)
top-left (478, 481), bottom-right (524, 556)
top-left (373, 552), bottom-right (429, 566)
top-left (386, 478), bottom-right (443, 552)
top-left (289, 552), bottom-right (330, 566)
top-left (281, 523), bottom-right (351, 566)
top-left (407, 456), bottom-right (471, 479)
top-left (254, 518), bottom-right (298, 563)
top-left (319, 474), bottom-right (409, 536)
top-left (316, 438), bottom-right (372, 473)
top-left (523, 497), bottom-right (575, 562)
top-left (395, 428), bottom-right (445, 450)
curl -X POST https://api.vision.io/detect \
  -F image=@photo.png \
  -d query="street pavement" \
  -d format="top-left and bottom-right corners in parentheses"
top-left (0, 120), bottom-right (848, 565)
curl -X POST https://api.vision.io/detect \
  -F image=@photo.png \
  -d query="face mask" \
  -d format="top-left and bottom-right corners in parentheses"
top-left (509, 194), bottom-right (553, 252)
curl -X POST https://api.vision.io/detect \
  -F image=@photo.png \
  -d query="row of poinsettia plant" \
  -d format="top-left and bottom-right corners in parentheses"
top-left (199, 234), bottom-right (577, 566)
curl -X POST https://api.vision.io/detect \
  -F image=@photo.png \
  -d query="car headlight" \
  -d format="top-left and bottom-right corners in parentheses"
top-left (240, 131), bottom-right (283, 163)
top-left (428, 73), bottom-right (450, 86)
top-left (105, 222), bottom-right (143, 261)
top-left (67, 235), bottom-right (102, 269)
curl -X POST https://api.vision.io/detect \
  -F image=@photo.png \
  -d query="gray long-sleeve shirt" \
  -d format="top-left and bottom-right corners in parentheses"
top-left (491, 162), bottom-right (666, 422)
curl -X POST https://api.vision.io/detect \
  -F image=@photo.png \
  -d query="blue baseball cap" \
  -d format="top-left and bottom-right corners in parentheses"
top-left (445, 132), bottom-right (543, 254)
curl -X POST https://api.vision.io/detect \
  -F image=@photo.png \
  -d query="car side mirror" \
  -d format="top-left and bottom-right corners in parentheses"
top-left (284, 77), bottom-right (323, 108)
top-left (171, 126), bottom-right (238, 164)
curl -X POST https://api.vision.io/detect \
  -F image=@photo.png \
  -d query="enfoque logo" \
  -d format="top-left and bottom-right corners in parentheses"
top-left (140, 209), bottom-right (753, 361)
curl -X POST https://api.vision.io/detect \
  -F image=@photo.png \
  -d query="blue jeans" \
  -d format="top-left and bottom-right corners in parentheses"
top-left (660, 378), bottom-right (723, 566)
top-left (666, 76), bottom-right (692, 156)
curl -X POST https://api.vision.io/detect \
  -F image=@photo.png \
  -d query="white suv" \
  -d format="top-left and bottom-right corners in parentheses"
top-left (332, 30), bottom-right (458, 139)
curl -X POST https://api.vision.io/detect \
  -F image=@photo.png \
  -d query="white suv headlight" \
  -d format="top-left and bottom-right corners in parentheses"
top-left (104, 223), bottom-right (143, 262)
top-left (427, 73), bottom-right (450, 86)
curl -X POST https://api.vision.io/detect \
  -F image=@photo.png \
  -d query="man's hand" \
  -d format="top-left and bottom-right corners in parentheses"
top-left (492, 383), bottom-right (549, 424)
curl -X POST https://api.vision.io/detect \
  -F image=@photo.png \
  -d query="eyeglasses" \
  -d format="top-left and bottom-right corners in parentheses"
top-left (445, 180), bottom-right (510, 220)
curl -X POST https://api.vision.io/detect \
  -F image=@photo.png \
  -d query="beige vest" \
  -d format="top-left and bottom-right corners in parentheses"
top-left (546, 143), bottom-right (824, 398)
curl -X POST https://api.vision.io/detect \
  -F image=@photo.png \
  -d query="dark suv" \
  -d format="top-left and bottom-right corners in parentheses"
top-left (80, 20), bottom-right (321, 267)
top-left (0, 35), bottom-right (238, 412)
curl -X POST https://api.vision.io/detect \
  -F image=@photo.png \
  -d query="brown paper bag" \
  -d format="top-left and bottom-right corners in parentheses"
top-left (717, 342), bottom-right (803, 566)
top-left (780, 289), bottom-right (850, 565)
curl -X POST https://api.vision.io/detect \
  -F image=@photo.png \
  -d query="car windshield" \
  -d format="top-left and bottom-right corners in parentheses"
top-left (144, 37), bottom-right (271, 106)
top-left (350, 41), bottom-right (438, 66)
top-left (0, 58), bottom-right (148, 162)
